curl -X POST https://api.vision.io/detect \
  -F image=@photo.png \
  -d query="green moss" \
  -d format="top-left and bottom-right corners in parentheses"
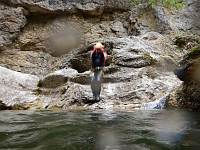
top-left (129, 0), bottom-right (185, 9)
top-left (180, 44), bottom-right (200, 65)
top-left (173, 32), bottom-right (200, 49)
top-left (11, 104), bottom-right (29, 110)
top-left (187, 45), bottom-right (200, 59)
top-left (143, 53), bottom-right (157, 65)
top-left (129, 0), bottom-right (141, 5)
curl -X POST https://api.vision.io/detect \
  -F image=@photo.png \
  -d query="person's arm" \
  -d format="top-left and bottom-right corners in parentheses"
top-left (104, 52), bottom-right (107, 60)
top-left (91, 49), bottom-right (94, 58)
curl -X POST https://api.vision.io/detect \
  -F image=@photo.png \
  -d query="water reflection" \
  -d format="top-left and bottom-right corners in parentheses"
top-left (0, 110), bottom-right (200, 150)
top-left (96, 128), bottom-right (120, 150)
top-left (153, 110), bottom-right (191, 145)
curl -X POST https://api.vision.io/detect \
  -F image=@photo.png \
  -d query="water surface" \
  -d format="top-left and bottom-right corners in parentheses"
top-left (0, 110), bottom-right (200, 150)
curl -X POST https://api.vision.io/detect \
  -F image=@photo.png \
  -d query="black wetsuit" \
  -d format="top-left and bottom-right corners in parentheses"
top-left (91, 51), bottom-right (105, 69)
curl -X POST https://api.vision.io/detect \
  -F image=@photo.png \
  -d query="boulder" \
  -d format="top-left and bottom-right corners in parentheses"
top-left (168, 45), bottom-right (200, 110)
top-left (38, 68), bottom-right (78, 88)
top-left (0, 66), bottom-right (39, 107)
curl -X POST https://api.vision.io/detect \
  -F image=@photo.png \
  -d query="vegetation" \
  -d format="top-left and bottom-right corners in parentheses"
top-left (143, 53), bottom-right (157, 65)
top-left (187, 45), bottom-right (200, 60)
top-left (130, 0), bottom-right (185, 9)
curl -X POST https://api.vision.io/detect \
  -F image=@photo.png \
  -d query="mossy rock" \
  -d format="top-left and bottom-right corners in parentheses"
top-left (0, 101), bottom-right (10, 110)
top-left (143, 53), bottom-right (157, 65)
top-left (187, 46), bottom-right (200, 60)
top-left (11, 104), bottom-right (29, 110)
top-left (180, 45), bottom-right (200, 65)
top-left (174, 35), bottom-right (200, 48)
top-left (129, 0), bottom-right (185, 9)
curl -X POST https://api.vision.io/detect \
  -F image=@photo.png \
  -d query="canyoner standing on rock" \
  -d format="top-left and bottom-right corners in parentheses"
top-left (90, 42), bottom-right (107, 101)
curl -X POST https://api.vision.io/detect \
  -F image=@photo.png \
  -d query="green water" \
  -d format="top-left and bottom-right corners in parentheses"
top-left (0, 110), bottom-right (200, 150)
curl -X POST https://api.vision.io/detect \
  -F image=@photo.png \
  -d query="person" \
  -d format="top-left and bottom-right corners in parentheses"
top-left (91, 42), bottom-right (107, 70)
top-left (90, 42), bottom-right (107, 101)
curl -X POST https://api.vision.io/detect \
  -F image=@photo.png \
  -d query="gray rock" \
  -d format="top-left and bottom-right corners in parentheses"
top-left (1, 0), bottom-right (130, 15)
top-left (0, 50), bottom-right (56, 77)
top-left (0, 101), bottom-right (10, 110)
top-left (168, 0), bottom-right (200, 35)
top-left (0, 3), bottom-right (26, 50)
top-left (154, 6), bottom-right (171, 32)
top-left (141, 32), bottom-right (163, 41)
top-left (0, 32), bottom-right (184, 111)
top-left (0, 66), bottom-right (39, 107)
top-left (111, 21), bottom-right (127, 35)
top-left (37, 35), bottom-right (183, 111)
top-left (38, 68), bottom-right (78, 88)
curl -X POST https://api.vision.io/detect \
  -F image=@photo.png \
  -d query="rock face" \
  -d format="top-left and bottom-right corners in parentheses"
top-left (1, 0), bottom-right (130, 15)
top-left (162, 0), bottom-right (200, 110)
top-left (0, 0), bottom-right (199, 111)
top-left (168, 46), bottom-right (200, 110)
top-left (0, 33), bottom-right (183, 111)
top-left (169, 0), bottom-right (200, 35)
top-left (0, 50), bottom-right (56, 76)
top-left (0, 0), bottom-right (130, 75)
top-left (0, 3), bottom-right (26, 50)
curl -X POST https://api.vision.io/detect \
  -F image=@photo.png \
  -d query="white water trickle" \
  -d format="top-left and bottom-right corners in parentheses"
top-left (141, 94), bottom-right (167, 110)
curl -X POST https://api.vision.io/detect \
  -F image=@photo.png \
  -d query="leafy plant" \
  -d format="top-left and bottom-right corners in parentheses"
top-left (130, 0), bottom-right (185, 9)
top-left (129, 0), bottom-right (141, 5)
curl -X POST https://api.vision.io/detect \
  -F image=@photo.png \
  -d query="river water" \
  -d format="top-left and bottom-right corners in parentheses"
top-left (0, 110), bottom-right (200, 150)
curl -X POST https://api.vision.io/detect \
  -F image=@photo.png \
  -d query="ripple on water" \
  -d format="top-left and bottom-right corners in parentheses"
top-left (0, 110), bottom-right (200, 150)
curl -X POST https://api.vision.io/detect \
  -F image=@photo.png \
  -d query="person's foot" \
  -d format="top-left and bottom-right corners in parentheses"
top-left (93, 96), bottom-right (100, 102)
top-left (95, 96), bottom-right (100, 102)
